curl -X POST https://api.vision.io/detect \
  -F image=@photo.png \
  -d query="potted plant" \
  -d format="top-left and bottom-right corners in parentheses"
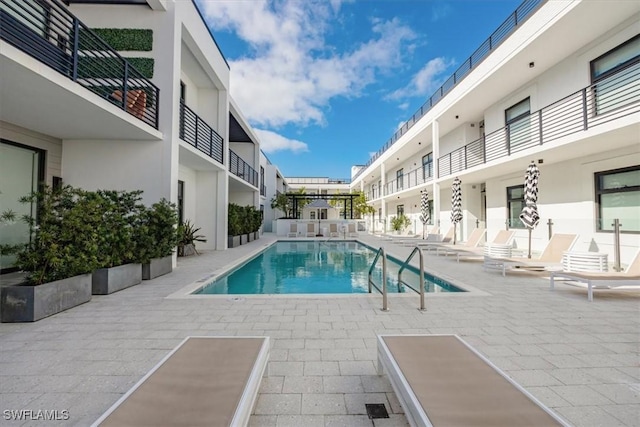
top-left (243, 206), bottom-right (255, 242)
top-left (227, 204), bottom-right (242, 248)
top-left (390, 214), bottom-right (412, 234)
top-left (91, 190), bottom-right (144, 295)
top-left (178, 220), bottom-right (206, 256)
top-left (252, 208), bottom-right (263, 240)
top-left (1, 186), bottom-right (101, 322)
top-left (138, 199), bottom-right (178, 280)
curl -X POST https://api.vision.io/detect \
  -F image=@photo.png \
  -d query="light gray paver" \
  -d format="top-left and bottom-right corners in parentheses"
top-left (0, 233), bottom-right (638, 427)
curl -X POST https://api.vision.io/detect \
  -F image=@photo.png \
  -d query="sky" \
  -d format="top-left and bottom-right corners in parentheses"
top-left (196, 0), bottom-right (523, 179)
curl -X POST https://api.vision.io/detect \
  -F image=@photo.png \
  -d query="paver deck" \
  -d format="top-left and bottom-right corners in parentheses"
top-left (0, 233), bottom-right (638, 426)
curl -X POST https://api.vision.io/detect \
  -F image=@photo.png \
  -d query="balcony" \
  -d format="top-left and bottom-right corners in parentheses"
top-left (0, 0), bottom-right (159, 129)
top-left (352, 0), bottom-right (544, 181)
top-left (229, 150), bottom-right (258, 187)
top-left (438, 62), bottom-right (639, 177)
top-left (179, 101), bottom-right (224, 165)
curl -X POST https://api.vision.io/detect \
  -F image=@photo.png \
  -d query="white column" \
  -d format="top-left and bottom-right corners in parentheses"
top-left (380, 162), bottom-right (387, 233)
top-left (432, 120), bottom-right (440, 227)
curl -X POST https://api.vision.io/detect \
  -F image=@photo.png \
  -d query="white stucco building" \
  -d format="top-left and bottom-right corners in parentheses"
top-left (350, 0), bottom-right (640, 265)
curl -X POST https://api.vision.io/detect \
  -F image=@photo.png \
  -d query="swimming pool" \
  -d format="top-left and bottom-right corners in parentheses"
top-left (193, 241), bottom-right (463, 295)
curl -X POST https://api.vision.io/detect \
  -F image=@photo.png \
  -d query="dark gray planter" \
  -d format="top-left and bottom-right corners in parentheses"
top-left (247, 233), bottom-right (255, 242)
top-left (92, 263), bottom-right (142, 295)
top-left (254, 231), bottom-right (260, 240)
top-left (228, 235), bottom-right (241, 248)
top-left (1, 273), bottom-right (92, 323)
top-left (240, 234), bottom-right (248, 245)
top-left (142, 256), bottom-right (173, 280)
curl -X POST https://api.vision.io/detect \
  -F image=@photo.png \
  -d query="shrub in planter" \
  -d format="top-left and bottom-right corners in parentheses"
top-left (137, 199), bottom-right (178, 279)
top-left (178, 220), bottom-right (206, 256)
top-left (91, 190), bottom-right (145, 294)
top-left (390, 214), bottom-right (412, 233)
top-left (1, 186), bottom-right (101, 322)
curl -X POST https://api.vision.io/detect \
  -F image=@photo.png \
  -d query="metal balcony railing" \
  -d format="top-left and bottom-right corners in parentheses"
top-left (0, 0), bottom-right (160, 128)
top-left (438, 62), bottom-right (640, 177)
top-left (179, 101), bottom-right (224, 164)
top-left (385, 165), bottom-right (434, 196)
top-left (229, 150), bottom-right (258, 187)
top-left (353, 0), bottom-right (545, 181)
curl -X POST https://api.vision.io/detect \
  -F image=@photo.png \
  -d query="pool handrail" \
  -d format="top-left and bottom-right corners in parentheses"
top-left (397, 246), bottom-right (426, 311)
top-left (368, 247), bottom-right (389, 311)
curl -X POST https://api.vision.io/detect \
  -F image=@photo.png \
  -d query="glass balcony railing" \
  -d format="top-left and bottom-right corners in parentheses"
top-left (438, 62), bottom-right (640, 177)
top-left (179, 101), bottom-right (224, 164)
top-left (229, 150), bottom-right (258, 187)
top-left (0, 0), bottom-right (159, 128)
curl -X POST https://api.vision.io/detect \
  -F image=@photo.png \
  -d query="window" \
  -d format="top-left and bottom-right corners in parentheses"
top-left (506, 185), bottom-right (525, 229)
top-left (378, 208), bottom-right (382, 222)
top-left (310, 211), bottom-right (316, 220)
top-left (260, 166), bottom-right (265, 196)
top-left (591, 35), bottom-right (640, 115)
top-left (320, 209), bottom-right (327, 220)
top-left (505, 98), bottom-right (530, 152)
top-left (397, 205), bottom-right (404, 217)
top-left (180, 81), bottom-right (186, 102)
top-left (177, 180), bottom-right (184, 225)
top-left (422, 153), bottom-right (433, 180)
top-left (0, 140), bottom-right (44, 272)
top-left (397, 169), bottom-right (404, 190)
top-left (595, 165), bottom-right (639, 233)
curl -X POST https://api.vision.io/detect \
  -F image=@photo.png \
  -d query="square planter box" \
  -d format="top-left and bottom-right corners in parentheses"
top-left (247, 233), bottom-right (255, 242)
top-left (228, 235), bottom-right (241, 248)
top-left (1, 273), bottom-right (92, 323)
top-left (254, 231), bottom-right (260, 240)
top-left (240, 234), bottom-right (248, 245)
top-left (92, 263), bottom-right (142, 295)
top-left (142, 256), bottom-right (173, 280)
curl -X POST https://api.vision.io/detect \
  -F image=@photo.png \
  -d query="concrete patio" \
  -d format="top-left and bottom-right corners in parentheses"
top-left (0, 232), bottom-right (638, 426)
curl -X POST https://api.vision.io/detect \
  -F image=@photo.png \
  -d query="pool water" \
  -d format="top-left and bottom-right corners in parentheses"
top-left (193, 241), bottom-right (463, 295)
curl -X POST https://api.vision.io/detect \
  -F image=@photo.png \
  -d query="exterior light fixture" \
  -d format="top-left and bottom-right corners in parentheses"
top-left (529, 61), bottom-right (535, 68)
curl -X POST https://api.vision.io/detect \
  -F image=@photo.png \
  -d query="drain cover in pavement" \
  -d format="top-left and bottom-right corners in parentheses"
top-left (365, 403), bottom-right (390, 419)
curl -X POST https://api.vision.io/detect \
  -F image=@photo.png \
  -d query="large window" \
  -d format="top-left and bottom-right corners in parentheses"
top-left (505, 98), bottom-right (530, 152)
top-left (506, 185), bottom-right (525, 229)
top-left (177, 180), bottom-right (184, 225)
top-left (591, 35), bottom-right (640, 115)
top-left (397, 205), bottom-right (404, 217)
top-left (422, 153), bottom-right (433, 180)
top-left (595, 165), bottom-right (639, 233)
top-left (0, 140), bottom-right (44, 272)
top-left (397, 169), bottom-right (404, 190)
top-left (260, 166), bottom-right (265, 196)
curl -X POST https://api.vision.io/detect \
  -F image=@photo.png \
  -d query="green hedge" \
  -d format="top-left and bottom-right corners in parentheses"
top-left (78, 57), bottom-right (154, 79)
top-left (90, 28), bottom-right (153, 51)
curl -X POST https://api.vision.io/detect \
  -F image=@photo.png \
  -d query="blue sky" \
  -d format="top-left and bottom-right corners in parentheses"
top-left (197, 0), bottom-right (522, 179)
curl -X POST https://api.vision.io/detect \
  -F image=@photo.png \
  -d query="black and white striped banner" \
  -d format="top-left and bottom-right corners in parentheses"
top-left (519, 162), bottom-right (540, 229)
top-left (450, 177), bottom-right (462, 225)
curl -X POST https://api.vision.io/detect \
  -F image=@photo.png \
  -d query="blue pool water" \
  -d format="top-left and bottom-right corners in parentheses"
top-left (193, 241), bottom-right (463, 295)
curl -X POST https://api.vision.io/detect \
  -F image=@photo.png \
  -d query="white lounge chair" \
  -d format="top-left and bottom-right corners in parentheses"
top-left (306, 222), bottom-right (316, 237)
top-left (435, 228), bottom-right (486, 256)
top-left (453, 230), bottom-right (516, 262)
top-left (550, 249), bottom-right (640, 301)
top-left (347, 223), bottom-right (358, 237)
top-left (93, 336), bottom-right (270, 427)
top-left (287, 223), bottom-right (298, 238)
top-left (411, 226), bottom-right (455, 250)
top-left (484, 233), bottom-right (579, 276)
top-left (329, 223), bottom-right (339, 237)
top-left (377, 335), bottom-right (569, 427)
top-left (395, 226), bottom-right (439, 245)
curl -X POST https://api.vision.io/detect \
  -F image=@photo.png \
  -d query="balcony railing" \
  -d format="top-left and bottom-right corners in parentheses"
top-left (0, 0), bottom-right (159, 128)
top-left (229, 150), bottom-right (258, 187)
top-left (352, 0), bottom-right (545, 181)
top-left (365, 163), bottom-right (434, 200)
top-left (179, 101), bottom-right (224, 164)
top-left (438, 62), bottom-right (640, 177)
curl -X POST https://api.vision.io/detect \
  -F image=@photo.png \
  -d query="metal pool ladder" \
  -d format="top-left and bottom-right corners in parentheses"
top-left (398, 246), bottom-right (426, 311)
top-left (368, 247), bottom-right (389, 311)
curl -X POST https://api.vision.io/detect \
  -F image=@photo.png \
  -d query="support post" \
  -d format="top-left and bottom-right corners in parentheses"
top-left (612, 219), bottom-right (622, 272)
top-left (547, 218), bottom-right (554, 240)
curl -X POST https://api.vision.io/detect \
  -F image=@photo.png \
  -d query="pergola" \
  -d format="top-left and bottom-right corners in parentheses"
top-left (286, 193), bottom-right (359, 219)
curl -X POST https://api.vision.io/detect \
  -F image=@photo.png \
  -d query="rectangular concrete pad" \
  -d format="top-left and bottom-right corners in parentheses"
top-left (98, 337), bottom-right (266, 427)
top-left (381, 335), bottom-right (563, 427)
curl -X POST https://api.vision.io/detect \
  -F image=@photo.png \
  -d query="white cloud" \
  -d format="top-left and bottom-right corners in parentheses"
top-left (255, 129), bottom-right (309, 154)
top-left (387, 57), bottom-right (454, 101)
top-left (431, 2), bottom-right (453, 22)
top-left (398, 102), bottom-right (409, 110)
top-left (396, 121), bottom-right (406, 131)
top-left (199, 0), bottom-right (416, 129)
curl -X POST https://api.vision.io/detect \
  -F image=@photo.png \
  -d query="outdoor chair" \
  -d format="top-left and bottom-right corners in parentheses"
top-left (287, 223), bottom-right (298, 238)
top-left (306, 222), bottom-right (316, 237)
top-left (435, 228), bottom-right (486, 256)
top-left (410, 226), bottom-right (455, 250)
top-left (111, 89), bottom-right (147, 119)
top-left (483, 233), bottom-right (579, 276)
top-left (329, 223), bottom-right (339, 237)
top-left (377, 335), bottom-right (568, 427)
top-left (453, 230), bottom-right (516, 263)
top-left (550, 249), bottom-right (640, 301)
top-left (348, 223), bottom-right (358, 237)
top-left (93, 336), bottom-right (269, 427)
